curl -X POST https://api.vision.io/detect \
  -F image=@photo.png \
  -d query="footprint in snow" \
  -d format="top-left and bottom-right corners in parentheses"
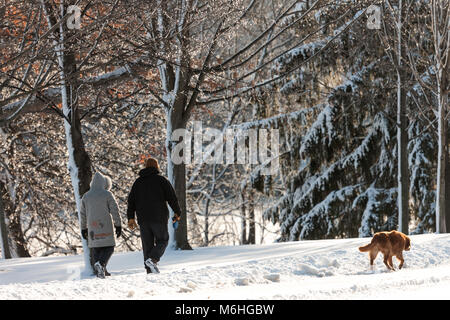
top-left (264, 274), bottom-right (281, 282)
top-left (294, 264), bottom-right (334, 277)
top-left (235, 278), bottom-right (250, 286)
top-left (186, 281), bottom-right (197, 289)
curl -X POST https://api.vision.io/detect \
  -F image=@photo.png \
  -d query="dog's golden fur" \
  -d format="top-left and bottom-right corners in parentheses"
top-left (359, 230), bottom-right (411, 271)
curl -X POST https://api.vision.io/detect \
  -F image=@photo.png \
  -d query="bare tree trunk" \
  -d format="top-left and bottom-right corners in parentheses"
top-left (437, 104), bottom-right (447, 233)
top-left (441, 41), bottom-right (449, 233)
top-left (397, 73), bottom-right (409, 234)
top-left (397, 0), bottom-right (409, 234)
top-left (0, 137), bottom-right (29, 257)
top-left (168, 153), bottom-right (192, 250)
top-left (247, 189), bottom-right (256, 244)
top-left (41, 0), bottom-right (93, 270)
top-left (240, 188), bottom-right (247, 245)
top-left (166, 112), bottom-right (192, 249)
top-left (445, 144), bottom-right (450, 232)
top-left (58, 22), bottom-right (93, 273)
top-left (2, 188), bottom-right (30, 257)
top-left (432, 0), bottom-right (449, 233)
top-left (437, 85), bottom-right (448, 233)
top-left (0, 182), bottom-right (12, 259)
top-left (203, 194), bottom-right (210, 246)
top-left (9, 218), bottom-right (30, 257)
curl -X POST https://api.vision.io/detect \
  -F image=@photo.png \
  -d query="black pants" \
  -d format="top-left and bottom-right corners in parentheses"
top-left (140, 222), bottom-right (169, 270)
top-left (92, 246), bottom-right (114, 267)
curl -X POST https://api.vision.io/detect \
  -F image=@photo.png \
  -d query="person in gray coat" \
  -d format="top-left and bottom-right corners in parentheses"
top-left (80, 172), bottom-right (122, 278)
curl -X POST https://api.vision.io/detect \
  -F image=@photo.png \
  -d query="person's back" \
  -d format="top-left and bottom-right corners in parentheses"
top-left (81, 173), bottom-right (120, 247)
top-left (127, 158), bottom-right (181, 274)
top-left (127, 166), bottom-right (180, 225)
top-left (80, 172), bottom-right (122, 278)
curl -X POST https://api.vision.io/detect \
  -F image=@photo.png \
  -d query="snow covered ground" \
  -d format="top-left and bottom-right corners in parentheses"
top-left (1, 233), bottom-right (450, 300)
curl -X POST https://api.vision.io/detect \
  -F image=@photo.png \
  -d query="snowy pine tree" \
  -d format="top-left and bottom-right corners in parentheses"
top-left (262, 0), bottom-right (438, 240)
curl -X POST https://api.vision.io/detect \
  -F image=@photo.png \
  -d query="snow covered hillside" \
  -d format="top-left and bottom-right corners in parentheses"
top-left (1, 233), bottom-right (450, 300)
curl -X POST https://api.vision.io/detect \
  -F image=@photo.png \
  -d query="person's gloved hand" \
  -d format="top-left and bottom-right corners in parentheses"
top-left (115, 226), bottom-right (122, 238)
top-left (172, 213), bottom-right (181, 222)
top-left (128, 219), bottom-right (138, 231)
top-left (172, 214), bottom-right (181, 229)
top-left (81, 229), bottom-right (88, 240)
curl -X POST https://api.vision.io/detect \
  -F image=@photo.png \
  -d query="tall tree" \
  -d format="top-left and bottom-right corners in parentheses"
top-left (380, 0), bottom-right (411, 234)
top-left (39, 0), bottom-right (95, 271)
top-left (114, 0), bottom-right (328, 249)
top-left (395, 0), bottom-right (410, 234)
top-left (406, 0), bottom-right (450, 233)
top-left (262, 1), bottom-right (419, 240)
top-left (431, 0), bottom-right (450, 233)
top-left (0, 181), bottom-right (12, 259)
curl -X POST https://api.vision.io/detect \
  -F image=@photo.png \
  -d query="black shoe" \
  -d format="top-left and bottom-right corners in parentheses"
top-left (105, 269), bottom-right (111, 276)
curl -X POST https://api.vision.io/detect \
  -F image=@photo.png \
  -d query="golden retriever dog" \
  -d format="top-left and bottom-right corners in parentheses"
top-left (359, 230), bottom-right (411, 271)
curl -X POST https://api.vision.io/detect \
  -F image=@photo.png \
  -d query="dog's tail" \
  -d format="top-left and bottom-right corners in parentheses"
top-left (404, 236), bottom-right (411, 251)
top-left (358, 242), bottom-right (374, 252)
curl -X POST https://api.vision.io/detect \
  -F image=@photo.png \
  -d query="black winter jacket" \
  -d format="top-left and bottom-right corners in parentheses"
top-left (127, 167), bottom-right (181, 224)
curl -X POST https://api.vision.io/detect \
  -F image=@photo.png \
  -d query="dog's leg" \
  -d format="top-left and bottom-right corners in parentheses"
top-left (396, 253), bottom-right (404, 269)
top-left (383, 254), bottom-right (394, 271)
top-left (388, 255), bottom-right (395, 271)
top-left (369, 250), bottom-right (378, 270)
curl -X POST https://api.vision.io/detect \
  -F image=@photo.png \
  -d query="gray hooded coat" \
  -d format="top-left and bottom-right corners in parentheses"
top-left (80, 172), bottom-right (121, 248)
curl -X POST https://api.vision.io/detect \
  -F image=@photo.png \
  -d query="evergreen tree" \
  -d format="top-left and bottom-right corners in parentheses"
top-left (262, 1), bottom-right (437, 240)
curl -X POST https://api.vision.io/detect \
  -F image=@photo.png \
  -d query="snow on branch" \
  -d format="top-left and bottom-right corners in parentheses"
top-left (275, 9), bottom-right (365, 74)
top-left (352, 186), bottom-right (397, 237)
top-left (292, 112), bottom-right (389, 221)
top-left (1, 60), bottom-right (146, 123)
top-left (1, 88), bottom-right (62, 124)
top-left (274, 39), bottom-right (329, 73)
top-left (290, 184), bottom-right (361, 240)
top-left (198, 7), bottom-right (367, 105)
top-left (328, 60), bottom-right (379, 102)
top-left (230, 104), bottom-right (324, 131)
top-left (299, 104), bottom-right (336, 157)
top-left (263, 192), bottom-right (291, 225)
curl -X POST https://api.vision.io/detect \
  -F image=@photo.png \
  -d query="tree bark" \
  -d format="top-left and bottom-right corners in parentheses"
top-left (173, 162), bottom-right (191, 249)
top-left (240, 189), bottom-right (247, 245)
top-left (165, 107), bottom-right (192, 250)
top-left (436, 95), bottom-right (446, 233)
top-left (0, 181), bottom-right (30, 257)
top-left (441, 31), bottom-right (449, 233)
top-left (60, 42), bottom-right (93, 272)
top-left (0, 182), bottom-right (12, 259)
top-left (247, 189), bottom-right (256, 244)
top-left (397, 0), bottom-right (409, 234)
top-left (397, 79), bottom-right (409, 234)
top-left (431, 0), bottom-right (449, 234)
top-left (444, 142), bottom-right (450, 232)
top-left (41, 0), bottom-right (93, 270)
top-left (436, 71), bottom-right (448, 233)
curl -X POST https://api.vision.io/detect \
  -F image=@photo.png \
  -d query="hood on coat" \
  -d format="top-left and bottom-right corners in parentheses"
top-left (104, 176), bottom-right (112, 191)
top-left (138, 167), bottom-right (160, 177)
top-left (90, 172), bottom-right (106, 190)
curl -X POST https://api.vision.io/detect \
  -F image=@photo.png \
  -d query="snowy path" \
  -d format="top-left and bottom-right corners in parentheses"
top-left (1, 234), bottom-right (450, 299)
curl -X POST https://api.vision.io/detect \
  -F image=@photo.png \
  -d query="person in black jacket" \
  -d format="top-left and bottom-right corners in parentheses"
top-left (127, 157), bottom-right (181, 274)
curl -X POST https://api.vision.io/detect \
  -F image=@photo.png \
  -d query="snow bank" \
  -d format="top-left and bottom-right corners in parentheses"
top-left (1, 234), bottom-right (450, 299)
